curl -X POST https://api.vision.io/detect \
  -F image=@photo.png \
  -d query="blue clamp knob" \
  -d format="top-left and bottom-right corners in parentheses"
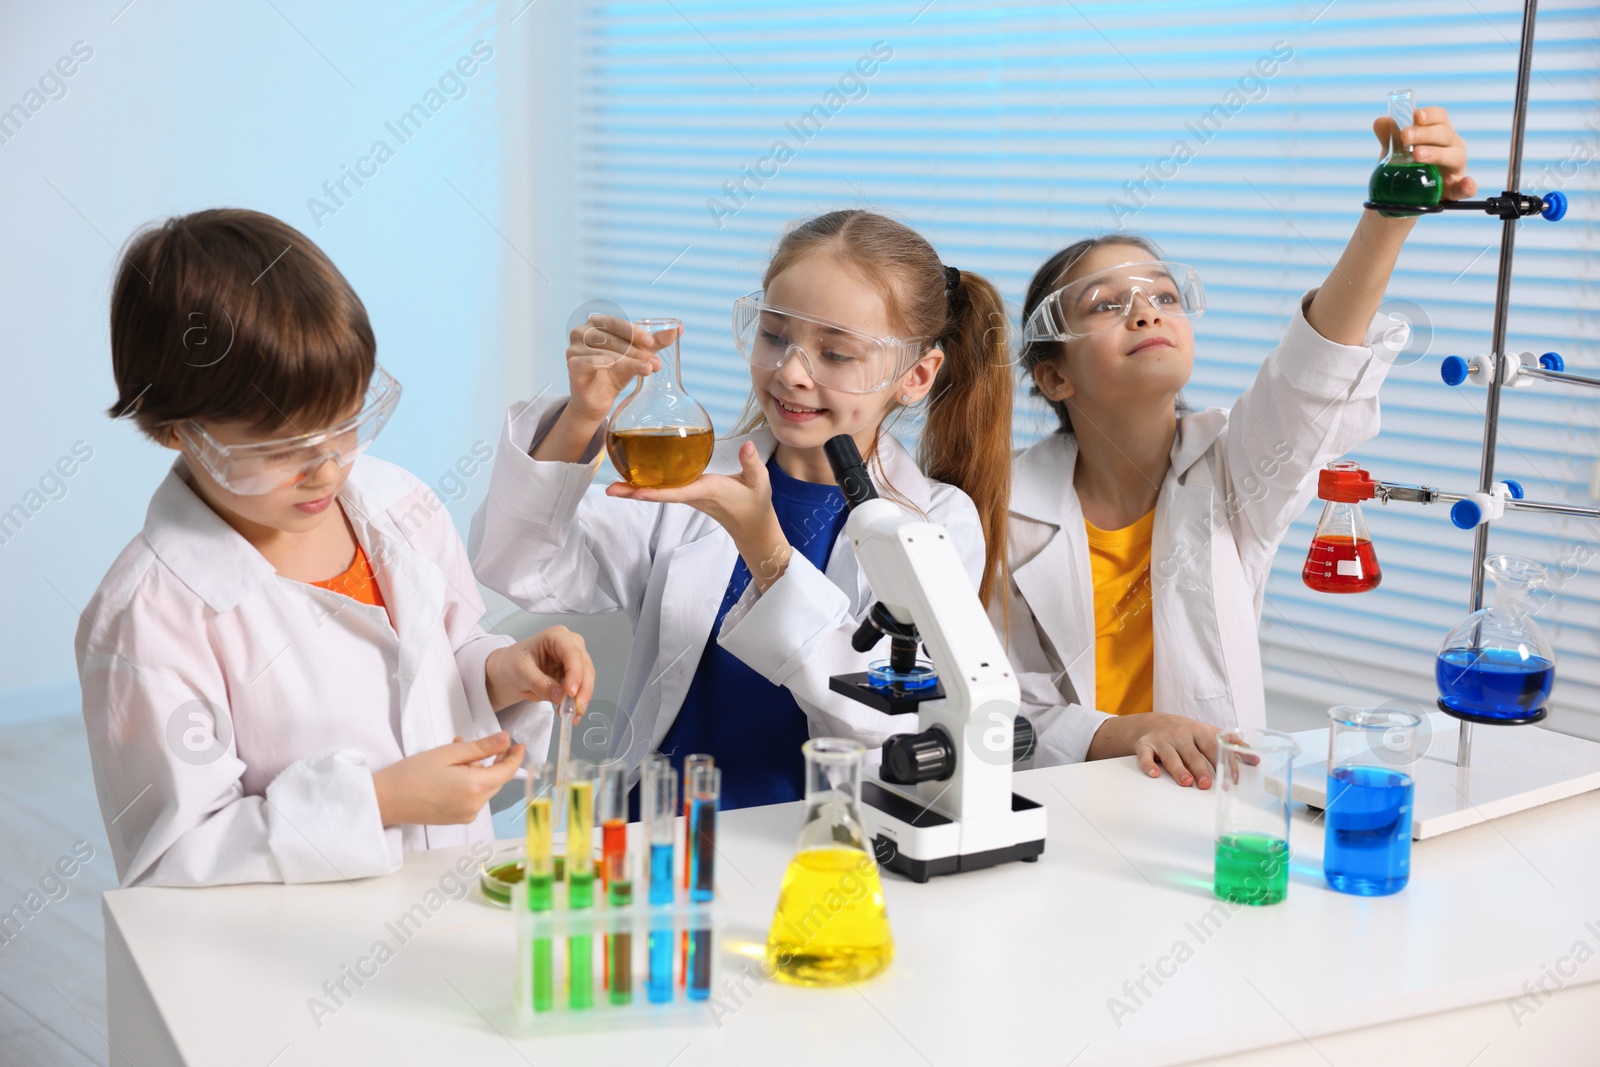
top-left (1440, 356), bottom-right (1470, 386)
top-left (1541, 190), bottom-right (1567, 222)
top-left (1503, 479), bottom-right (1524, 500)
top-left (1451, 499), bottom-right (1483, 530)
top-left (1539, 351), bottom-right (1565, 372)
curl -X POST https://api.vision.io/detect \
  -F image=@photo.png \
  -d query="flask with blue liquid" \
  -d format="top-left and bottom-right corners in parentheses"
top-left (1436, 555), bottom-right (1555, 723)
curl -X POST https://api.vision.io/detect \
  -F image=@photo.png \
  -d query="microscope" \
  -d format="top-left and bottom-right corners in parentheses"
top-left (823, 436), bottom-right (1046, 883)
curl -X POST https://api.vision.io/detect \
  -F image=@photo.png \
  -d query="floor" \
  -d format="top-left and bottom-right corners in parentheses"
top-left (0, 685), bottom-right (1341, 1067)
top-left (0, 706), bottom-right (117, 1066)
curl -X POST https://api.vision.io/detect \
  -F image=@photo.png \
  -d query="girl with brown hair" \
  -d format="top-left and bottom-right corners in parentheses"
top-left (996, 105), bottom-right (1477, 787)
top-left (472, 209), bottom-right (1013, 809)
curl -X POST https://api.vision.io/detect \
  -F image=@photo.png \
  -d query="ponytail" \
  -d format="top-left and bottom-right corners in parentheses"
top-left (918, 270), bottom-right (1012, 606)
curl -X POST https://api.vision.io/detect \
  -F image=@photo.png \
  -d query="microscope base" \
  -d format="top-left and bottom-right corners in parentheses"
top-left (862, 781), bottom-right (1046, 883)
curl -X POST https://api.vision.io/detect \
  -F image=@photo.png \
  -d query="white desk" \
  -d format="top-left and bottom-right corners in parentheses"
top-left (103, 752), bottom-right (1600, 1067)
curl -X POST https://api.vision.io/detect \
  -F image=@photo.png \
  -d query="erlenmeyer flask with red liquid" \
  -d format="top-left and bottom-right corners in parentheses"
top-left (1302, 462), bottom-right (1382, 593)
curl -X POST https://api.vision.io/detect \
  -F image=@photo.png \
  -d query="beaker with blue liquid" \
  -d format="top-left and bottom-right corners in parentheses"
top-left (1436, 554), bottom-right (1555, 723)
top-left (1324, 706), bottom-right (1419, 897)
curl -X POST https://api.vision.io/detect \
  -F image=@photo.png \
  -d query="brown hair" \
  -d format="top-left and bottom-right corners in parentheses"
top-left (736, 210), bottom-right (1013, 604)
top-left (1019, 233), bottom-right (1166, 434)
top-left (108, 208), bottom-right (375, 441)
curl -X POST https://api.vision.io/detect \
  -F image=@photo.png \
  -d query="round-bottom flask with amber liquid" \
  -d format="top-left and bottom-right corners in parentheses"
top-left (605, 317), bottom-right (715, 489)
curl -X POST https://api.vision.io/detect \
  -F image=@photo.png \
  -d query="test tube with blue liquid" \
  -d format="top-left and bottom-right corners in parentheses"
top-left (644, 755), bottom-right (677, 1004)
top-left (1324, 706), bottom-right (1418, 896)
top-left (684, 760), bottom-right (719, 1001)
top-left (678, 754), bottom-right (712, 991)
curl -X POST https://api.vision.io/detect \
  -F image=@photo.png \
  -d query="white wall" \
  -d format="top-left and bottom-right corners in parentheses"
top-left (0, 0), bottom-right (542, 716)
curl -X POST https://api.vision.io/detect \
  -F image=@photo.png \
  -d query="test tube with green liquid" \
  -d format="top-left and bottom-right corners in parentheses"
top-left (566, 761), bottom-right (597, 1009)
top-left (524, 760), bottom-right (555, 1013)
top-left (552, 695), bottom-right (576, 883)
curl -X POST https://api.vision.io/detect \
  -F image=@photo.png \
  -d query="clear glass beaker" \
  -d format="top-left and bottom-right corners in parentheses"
top-left (767, 738), bottom-right (893, 985)
top-left (1436, 554), bottom-right (1556, 722)
top-left (1302, 463), bottom-right (1382, 593)
top-left (604, 318), bottom-right (714, 489)
top-left (1369, 89), bottom-right (1442, 217)
top-left (1324, 706), bottom-right (1418, 896)
top-left (1214, 728), bottom-right (1300, 906)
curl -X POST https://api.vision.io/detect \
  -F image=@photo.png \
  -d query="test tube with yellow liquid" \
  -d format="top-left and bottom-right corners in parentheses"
top-left (766, 739), bottom-right (893, 986)
top-left (523, 761), bottom-right (556, 1013)
top-left (566, 761), bottom-right (598, 1009)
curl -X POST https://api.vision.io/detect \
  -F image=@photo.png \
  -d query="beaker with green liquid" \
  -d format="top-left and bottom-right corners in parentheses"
top-left (767, 739), bottom-right (893, 985)
top-left (1214, 728), bottom-right (1299, 906)
top-left (1370, 88), bottom-right (1441, 217)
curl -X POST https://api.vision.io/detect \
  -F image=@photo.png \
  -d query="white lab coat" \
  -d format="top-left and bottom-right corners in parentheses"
top-left (76, 456), bottom-right (551, 888)
top-left (468, 396), bottom-right (986, 768)
top-left (993, 291), bottom-right (1406, 766)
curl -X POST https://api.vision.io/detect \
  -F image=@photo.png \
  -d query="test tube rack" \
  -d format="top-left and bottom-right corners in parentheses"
top-left (1295, 0), bottom-right (1600, 835)
top-left (509, 877), bottom-right (722, 1032)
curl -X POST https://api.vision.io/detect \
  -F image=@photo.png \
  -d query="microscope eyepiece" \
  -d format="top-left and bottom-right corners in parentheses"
top-left (824, 434), bottom-right (878, 508)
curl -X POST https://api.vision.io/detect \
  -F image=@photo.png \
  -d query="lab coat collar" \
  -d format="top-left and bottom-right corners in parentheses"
top-left (1010, 409), bottom-right (1228, 525)
top-left (140, 456), bottom-right (436, 622)
top-left (141, 459), bottom-right (280, 615)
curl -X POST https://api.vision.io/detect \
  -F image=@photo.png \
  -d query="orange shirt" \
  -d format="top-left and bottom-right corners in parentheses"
top-left (1086, 510), bottom-right (1155, 716)
top-left (310, 540), bottom-right (386, 608)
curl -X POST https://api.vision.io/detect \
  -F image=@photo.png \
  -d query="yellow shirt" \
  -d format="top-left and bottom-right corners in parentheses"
top-left (1086, 510), bottom-right (1156, 716)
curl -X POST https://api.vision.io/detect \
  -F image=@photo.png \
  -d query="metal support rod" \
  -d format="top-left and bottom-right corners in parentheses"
top-left (1460, 0), bottom-right (1540, 768)
top-left (1515, 364), bottom-right (1600, 391)
top-left (1371, 480), bottom-right (1600, 521)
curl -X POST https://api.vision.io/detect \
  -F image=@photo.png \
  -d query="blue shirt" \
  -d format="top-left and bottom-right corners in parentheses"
top-left (658, 457), bottom-right (849, 810)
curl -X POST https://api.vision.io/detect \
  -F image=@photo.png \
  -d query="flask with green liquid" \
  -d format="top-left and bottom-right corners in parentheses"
top-left (1369, 89), bottom-right (1442, 217)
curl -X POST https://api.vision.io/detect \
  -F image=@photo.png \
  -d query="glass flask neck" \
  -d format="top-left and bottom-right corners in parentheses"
top-left (799, 739), bottom-right (870, 852)
top-left (1485, 554), bottom-right (1546, 619)
top-left (1316, 499), bottom-right (1372, 540)
top-left (636, 318), bottom-right (685, 391)
top-left (1385, 90), bottom-right (1419, 164)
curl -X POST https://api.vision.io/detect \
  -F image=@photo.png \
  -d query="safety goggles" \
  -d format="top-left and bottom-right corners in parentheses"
top-left (1021, 261), bottom-right (1205, 345)
top-left (731, 293), bottom-right (929, 395)
top-left (177, 365), bottom-right (401, 495)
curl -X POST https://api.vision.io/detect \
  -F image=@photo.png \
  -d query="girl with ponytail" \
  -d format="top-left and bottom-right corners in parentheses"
top-left (472, 210), bottom-right (1014, 809)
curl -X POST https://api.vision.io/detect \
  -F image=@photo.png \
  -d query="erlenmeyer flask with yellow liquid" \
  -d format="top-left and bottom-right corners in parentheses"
top-left (767, 738), bottom-right (893, 986)
top-left (605, 317), bottom-right (715, 489)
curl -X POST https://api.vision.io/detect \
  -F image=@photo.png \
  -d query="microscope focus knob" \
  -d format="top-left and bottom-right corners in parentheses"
top-left (1012, 715), bottom-right (1037, 764)
top-left (881, 726), bottom-right (956, 785)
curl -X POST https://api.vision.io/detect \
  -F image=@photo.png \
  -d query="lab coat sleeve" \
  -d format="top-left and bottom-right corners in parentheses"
top-left (469, 396), bottom-right (658, 623)
top-left (397, 475), bottom-right (555, 754)
top-left (989, 575), bottom-right (1112, 767)
top-left (1220, 289), bottom-right (1408, 587)
top-left (714, 484), bottom-right (986, 749)
top-left (76, 571), bottom-right (400, 887)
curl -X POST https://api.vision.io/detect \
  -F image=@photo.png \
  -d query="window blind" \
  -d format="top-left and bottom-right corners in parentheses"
top-left (559, 0), bottom-right (1600, 733)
